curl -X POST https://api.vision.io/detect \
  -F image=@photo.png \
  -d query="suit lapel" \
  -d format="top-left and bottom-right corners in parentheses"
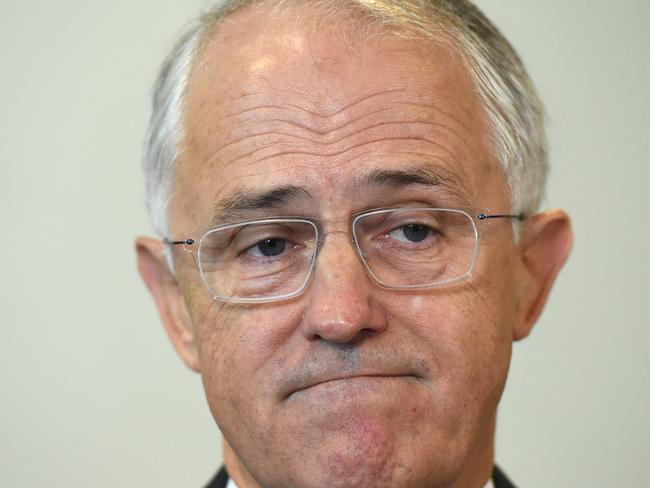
top-left (204, 466), bottom-right (229, 488)
top-left (493, 465), bottom-right (517, 488)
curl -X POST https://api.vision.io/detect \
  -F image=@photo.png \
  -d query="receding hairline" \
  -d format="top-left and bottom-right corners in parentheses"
top-left (189, 0), bottom-right (468, 84)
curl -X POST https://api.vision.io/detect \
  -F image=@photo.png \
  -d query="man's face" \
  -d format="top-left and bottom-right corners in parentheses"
top-left (170, 8), bottom-right (521, 488)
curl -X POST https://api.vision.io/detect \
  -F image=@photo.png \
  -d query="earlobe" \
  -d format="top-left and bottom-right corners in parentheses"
top-left (135, 237), bottom-right (201, 372)
top-left (513, 209), bottom-right (573, 341)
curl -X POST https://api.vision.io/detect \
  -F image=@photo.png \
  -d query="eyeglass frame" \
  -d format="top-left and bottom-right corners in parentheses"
top-left (163, 208), bottom-right (524, 304)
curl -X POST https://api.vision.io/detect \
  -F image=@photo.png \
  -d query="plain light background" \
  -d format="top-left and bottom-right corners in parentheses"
top-left (1, 0), bottom-right (648, 486)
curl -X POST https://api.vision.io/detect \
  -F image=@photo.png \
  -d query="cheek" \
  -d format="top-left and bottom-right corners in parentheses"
top-left (448, 267), bottom-right (515, 407)
top-left (387, 282), bottom-right (513, 417)
top-left (193, 300), bottom-right (304, 417)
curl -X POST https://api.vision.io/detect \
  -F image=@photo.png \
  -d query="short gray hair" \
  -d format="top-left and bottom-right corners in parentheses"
top-left (143, 0), bottom-right (547, 237)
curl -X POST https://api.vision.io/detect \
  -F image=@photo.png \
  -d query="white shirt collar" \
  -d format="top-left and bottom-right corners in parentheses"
top-left (227, 475), bottom-right (495, 487)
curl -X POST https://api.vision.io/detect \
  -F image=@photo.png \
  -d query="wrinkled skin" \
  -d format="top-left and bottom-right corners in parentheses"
top-left (137, 5), bottom-right (572, 488)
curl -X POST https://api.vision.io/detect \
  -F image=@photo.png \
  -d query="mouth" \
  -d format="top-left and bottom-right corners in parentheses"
top-left (287, 373), bottom-right (420, 400)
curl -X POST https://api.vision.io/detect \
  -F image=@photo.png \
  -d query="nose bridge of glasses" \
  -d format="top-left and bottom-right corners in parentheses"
top-left (314, 227), bottom-right (367, 275)
top-left (318, 226), bottom-right (356, 244)
top-left (313, 212), bottom-right (359, 248)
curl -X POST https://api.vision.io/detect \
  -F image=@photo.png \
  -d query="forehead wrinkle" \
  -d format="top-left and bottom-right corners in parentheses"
top-left (187, 89), bottom-right (479, 178)
top-left (291, 87), bottom-right (410, 119)
top-left (214, 134), bottom-right (462, 174)
top-left (217, 97), bottom-right (474, 143)
top-left (392, 101), bottom-right (473, 144)
top-left (194, 101), bottom-right (474, 175)
top-left (202, 151), bottom-right (371, 189)
top-left (217, 89), bottom-right (471, 134)
top-left (204, 118), bottom-right (468, 169)
top-left (211, 89), bottom-right (405, 140)
top-left (224, 86), bottom-right (409, 120)
top-left (222, 106), bottom-right (393, 135)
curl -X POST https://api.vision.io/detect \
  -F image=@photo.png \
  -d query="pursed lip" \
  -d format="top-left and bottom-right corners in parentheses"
top-left (286, 373), bottom-right (419, 399)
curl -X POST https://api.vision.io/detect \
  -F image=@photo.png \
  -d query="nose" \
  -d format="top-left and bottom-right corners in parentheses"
top-left (300, 232), bottom-right (388, 344)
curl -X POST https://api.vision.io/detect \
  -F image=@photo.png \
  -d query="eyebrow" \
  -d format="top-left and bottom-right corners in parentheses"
top-left (209, 185), bottom-right (311, 226)
top-left (359, 164), bottom-right (467, 198)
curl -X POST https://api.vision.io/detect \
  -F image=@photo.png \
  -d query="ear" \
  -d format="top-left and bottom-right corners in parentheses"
top-left (513, 209), bottom-right (573, 341)
top-left (135, 237), bottom-right (201, 372)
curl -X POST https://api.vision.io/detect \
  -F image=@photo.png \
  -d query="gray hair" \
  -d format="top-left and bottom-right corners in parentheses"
top-left (143, 0), bottom-right (547, 237)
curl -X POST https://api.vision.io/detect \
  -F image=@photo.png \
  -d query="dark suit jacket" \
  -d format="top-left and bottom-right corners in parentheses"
top-left (205, 465), bottom-right (516, 488)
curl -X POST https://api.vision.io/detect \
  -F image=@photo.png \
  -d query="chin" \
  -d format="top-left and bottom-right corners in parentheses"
top-left (284, 413), bottom-right (464, 488)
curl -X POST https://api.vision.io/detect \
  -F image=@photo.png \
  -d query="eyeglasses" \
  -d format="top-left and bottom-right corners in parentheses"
top-left (164, 208), bottom-right (523, 304)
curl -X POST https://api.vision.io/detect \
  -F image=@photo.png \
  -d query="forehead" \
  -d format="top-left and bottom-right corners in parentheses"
top-left (173, 5), bottom-right (506, 231)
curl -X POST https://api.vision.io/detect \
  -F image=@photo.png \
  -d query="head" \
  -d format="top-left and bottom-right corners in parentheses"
top-left (136, 1), bottom-right (572, 487)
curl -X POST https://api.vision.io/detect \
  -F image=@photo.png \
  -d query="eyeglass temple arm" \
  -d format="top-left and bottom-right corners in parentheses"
top-left (476, 213), bottom-right (525, 221)
top-left (163, 238), bottom-right (196, 246)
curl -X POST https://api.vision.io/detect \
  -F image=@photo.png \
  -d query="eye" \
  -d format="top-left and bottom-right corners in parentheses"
top-left (248, 238), bottom-right (287, 257)
top-left (389, 224), bottom-right (434, 243)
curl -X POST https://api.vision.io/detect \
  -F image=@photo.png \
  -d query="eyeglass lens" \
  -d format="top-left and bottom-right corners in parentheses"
top-left (353, 208), bottom-right (477, 288)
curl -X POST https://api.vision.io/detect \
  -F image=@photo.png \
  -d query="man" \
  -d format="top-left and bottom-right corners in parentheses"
top-left (136, 1), bottom-right (572, 487)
